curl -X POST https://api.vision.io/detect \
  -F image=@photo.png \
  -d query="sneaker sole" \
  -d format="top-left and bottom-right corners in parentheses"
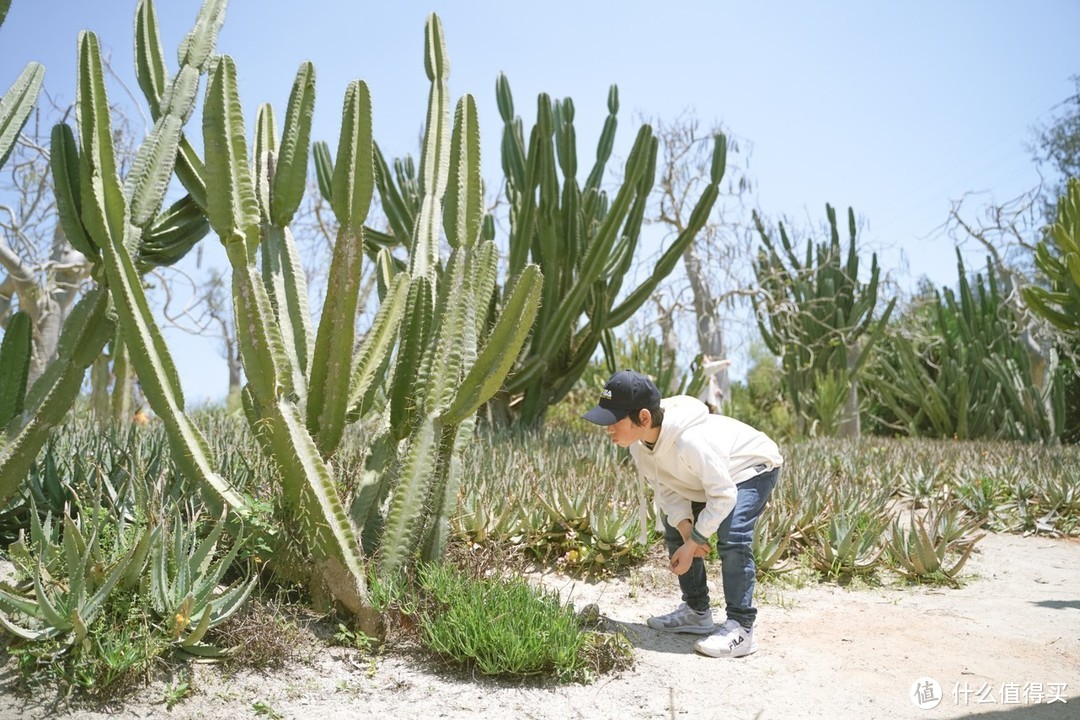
top-left (694, 640), bottom-right (758, 658)
top-left (646, 622), bottom-right (716, 635)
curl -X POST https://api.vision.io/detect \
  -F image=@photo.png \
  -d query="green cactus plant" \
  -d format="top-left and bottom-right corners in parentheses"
top-left (0, 57), bottom-right (43, 172)
top-left (0, 310), bottom-right (31, 427)
top-left (363, 74), bottom-right (726, 426)
top-left (1024, 177), bottom-right (1080, 336)
top-left (494, 81), bottom-right (727, 426)
top-left (192, 10), bottom-right (540, 616)
top-left (752, 205), bottom-right (896, 437)
top-left (6, 1), bottom-right (540, 625)
top-left (353, 16), bottom-right (544, 578)
top-left (868, 252), bottom-right (1064, 442)
top-left (0, 0), bottom-right (222, 510)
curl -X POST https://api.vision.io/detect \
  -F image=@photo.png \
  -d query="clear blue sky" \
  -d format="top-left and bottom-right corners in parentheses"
top-left (2, 1), bottom-right (1077, 403)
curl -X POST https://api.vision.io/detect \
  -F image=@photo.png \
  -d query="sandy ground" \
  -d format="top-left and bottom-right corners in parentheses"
top-left (1, 532), bottom-right (1077, 720)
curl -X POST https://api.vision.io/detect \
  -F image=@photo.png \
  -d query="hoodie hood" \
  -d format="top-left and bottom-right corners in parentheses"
top-left (653, 395), bottom-right (711, 454)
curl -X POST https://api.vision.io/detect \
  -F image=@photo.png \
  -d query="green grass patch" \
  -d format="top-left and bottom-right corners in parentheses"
top-left (413, 563), bottom-right (632, 683)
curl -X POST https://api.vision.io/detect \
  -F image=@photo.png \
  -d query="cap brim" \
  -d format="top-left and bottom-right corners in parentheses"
top-left (582, 405), bottom-right (627, 426)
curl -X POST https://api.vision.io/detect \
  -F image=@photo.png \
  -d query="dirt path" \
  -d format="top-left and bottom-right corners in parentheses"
top-left (2, 532), bottom-right (1077, 720)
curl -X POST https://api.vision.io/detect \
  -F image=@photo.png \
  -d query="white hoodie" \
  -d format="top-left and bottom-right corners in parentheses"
top-left (629, 395), bottom-right (783, 544)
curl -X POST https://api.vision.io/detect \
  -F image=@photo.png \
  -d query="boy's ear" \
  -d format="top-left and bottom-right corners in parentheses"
top-left (639, 408), bottom-right (651, 426)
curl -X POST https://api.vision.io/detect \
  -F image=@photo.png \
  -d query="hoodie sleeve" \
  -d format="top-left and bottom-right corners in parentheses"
top-left (656, 482), bottom-right (694, 529)
top-left (678, 432), bottom-right (737, 543)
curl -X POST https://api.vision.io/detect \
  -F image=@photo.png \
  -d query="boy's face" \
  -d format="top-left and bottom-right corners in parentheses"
top-left (605, 411), bottom-right (650, 448)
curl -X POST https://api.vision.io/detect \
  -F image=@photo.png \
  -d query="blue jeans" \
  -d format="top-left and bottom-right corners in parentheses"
top-left (661, 468), bottom-right (779, 629)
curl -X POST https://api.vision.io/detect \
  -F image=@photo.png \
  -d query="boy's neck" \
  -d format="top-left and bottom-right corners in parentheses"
top-left (641, 425), bottom-right (661, 446)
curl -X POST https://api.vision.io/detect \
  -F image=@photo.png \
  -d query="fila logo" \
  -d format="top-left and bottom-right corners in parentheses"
top-left (730, 635), bottom-right (745, 649)
top-left (600, 389), bottom-right (612, 399)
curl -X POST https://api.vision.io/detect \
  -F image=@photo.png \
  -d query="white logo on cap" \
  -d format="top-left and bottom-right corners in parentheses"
top-left (600, 389), bottom-right (612, 399)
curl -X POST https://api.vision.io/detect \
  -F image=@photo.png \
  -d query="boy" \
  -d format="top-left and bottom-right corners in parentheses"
top-left (582, 370), bottom-right (782, 658)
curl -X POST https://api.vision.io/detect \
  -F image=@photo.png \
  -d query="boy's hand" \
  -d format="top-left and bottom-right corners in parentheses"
top-left (669, 540), bottom-right (710, 575)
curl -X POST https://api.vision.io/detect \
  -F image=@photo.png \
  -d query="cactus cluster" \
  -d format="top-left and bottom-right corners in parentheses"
top-left (493, 80), bottom-right (728, 425)
top-left (868, 251), bottom-right (1064, 442)
top-left (0, 1), bottom-right (213, 508)
top-left (752, 205), bottom-right (896, 437)
top-left (1, 0), bottom-right (541, 624)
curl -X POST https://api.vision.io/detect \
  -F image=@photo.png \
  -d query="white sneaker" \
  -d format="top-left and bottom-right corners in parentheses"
top-left (695, 618), bottom-right (757, 658)
top-left (646, 603), bottom-right (714, 634)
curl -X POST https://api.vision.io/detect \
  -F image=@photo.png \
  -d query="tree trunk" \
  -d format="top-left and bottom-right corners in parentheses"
top-left (0, 226), bottom-right (89, 388)
top-left (683, 242), bottom-right (728, 409)
top-left (839, 342), bottom-right (861, 438)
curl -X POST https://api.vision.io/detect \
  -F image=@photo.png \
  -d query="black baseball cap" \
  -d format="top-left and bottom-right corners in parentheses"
top-left (582, 370), bottom-right (661, 426)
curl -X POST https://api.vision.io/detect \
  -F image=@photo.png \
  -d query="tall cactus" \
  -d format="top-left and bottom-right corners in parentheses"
top-left (71, 13), bottom-right (245, 520)
top-left (0, 3), bottom-right (211, 506)
top-left (348, 15), bottom-right (543, 577)
top-left (197, 12), bottom-right (539, 614)
top-left (0, 311), bottom-right (31, 427)
top-left (752, 205), bottom-right (896, 437)
top-left (368, 75), bottom-right (725, 426)
top-left (3, 1), bottom-right (539, 624)
top-left (493, 80), bottom-right (725, 425)
top-left (0, 22), bottom-right (45, 451)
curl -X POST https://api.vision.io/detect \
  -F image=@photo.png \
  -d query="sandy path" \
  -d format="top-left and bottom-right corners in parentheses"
top-left (2, 532), bottom-right (1077, 720)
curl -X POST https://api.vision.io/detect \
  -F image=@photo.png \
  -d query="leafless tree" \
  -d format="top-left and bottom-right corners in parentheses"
top-left (647, 113), bottom-right (759, 407)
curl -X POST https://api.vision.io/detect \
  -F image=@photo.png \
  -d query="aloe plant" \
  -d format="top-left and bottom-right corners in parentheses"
top-left (0, 500), bottom-right (152, 647)
top-left (149, 510), bottom-right (255, 655)
top-left (810, 511), bottom-right (888, 578)
top-left (752, 505), bottom-right (796, 576)
top-left (887, 504), bottom-right (984, 585)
